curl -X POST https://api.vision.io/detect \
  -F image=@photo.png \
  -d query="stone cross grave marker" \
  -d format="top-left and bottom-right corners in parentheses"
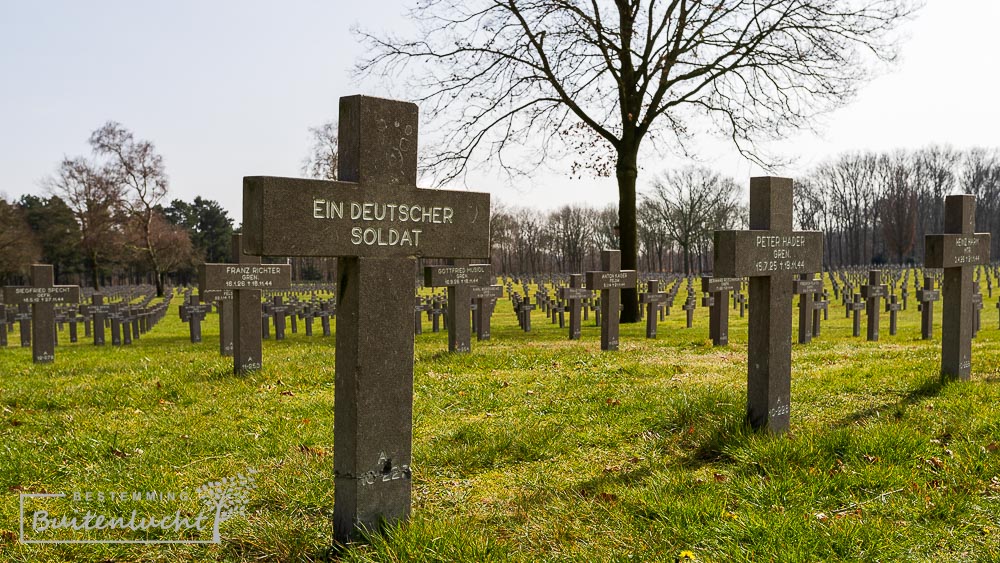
top-left (847, 293), bottom-right (864, 337)
top-left (423, 260), bottom-right (492, 352)
top-left (925, 195), bottom-right (991, 380)
top-left (108, 303), bottom-right (126, 346)
top-left (14, 304), bottom-right (31, 348)
top-left (973, 282), bottom-right (983, 337)
top-left (887, 294), bottom-right (902, 335)
top-left (414, 297), bottom-right (429, 335)
top-left (241, 95), bottom-right (490, 543)
top-left (916, 274), bottom-right (940, 340)
top-left (585, 250), bottom-right (637, 351)
top-left (199, 234), bottom-right (292, 374)
top-left (560, 274), bottom-right (590, 340)
top-left (701, 276), bottom-right (740, 346)
top-left (86, 293), bottom-right (110, 346)
top-left (639, 280), bottom-right (668, 339)
top-left (792, 274), bottom-right (822, 344)
top-left (713, 177), bottom-right (823, 434)
top-left (203, 289), bottom-right (234, 356)
top-left (471, 284), bottom-right (502, 341)
top-left (813, 290), bottom-right (828, 337)
top-left (3, 264), bottom-right (80, 363)
top-left (270, 296), bottom-right (291, 340)
top-left (682, 283), bottom-right (696, 328)
top-left (860, 270), bottom-right (887, 341)
top-left (518, 296), bottom-right (536, 332)
top-left (179, 295), bottom-right (211, 343)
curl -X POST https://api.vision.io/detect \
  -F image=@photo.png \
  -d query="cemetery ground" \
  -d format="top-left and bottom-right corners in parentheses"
top-left (2, 283), bottom-right (1000, 562)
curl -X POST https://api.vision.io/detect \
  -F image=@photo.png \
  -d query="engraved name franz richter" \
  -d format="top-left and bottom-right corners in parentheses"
top-left (313, 199), bottom-right (457, 248)
top-left (220, 266), bottom-right (286, 288)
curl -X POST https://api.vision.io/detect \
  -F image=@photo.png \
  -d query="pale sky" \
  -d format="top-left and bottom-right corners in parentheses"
top-left (2, 1), bottom-right (997, 224)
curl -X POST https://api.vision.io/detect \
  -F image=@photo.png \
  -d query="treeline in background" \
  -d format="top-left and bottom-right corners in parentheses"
top-left (492, 146), bottom-right (1000, 275)
top-left (3, 126), bottom-right (999, 287)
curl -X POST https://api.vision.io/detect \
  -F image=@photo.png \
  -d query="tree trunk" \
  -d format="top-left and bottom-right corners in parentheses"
top-left (89, 253), bottom-right (100, 290)
top-left (616, 146), bottom-right (640, 323)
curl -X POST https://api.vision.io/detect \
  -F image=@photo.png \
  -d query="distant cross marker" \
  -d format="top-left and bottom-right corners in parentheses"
top-left (792, 274), bottom-right (822, 344)
top-left (586, 250), bottom-right (636, 351)
top-left (702, 277), bottom-right (740, 346)
top-left (199, 234), bottom-right (292, 373)
top-left (423, 260), bottom-right (492, 352)
top-left (916, 274), bottom-right (940, 340)
top-left (860, 270), bottom-right (887, 341)
top-left (713, 177), bottom-right (823, 434)
top-left (3, 264), bottom-right (80, 363)
top-left (640, 280), bottom-right (668, 339)
top-left (560, 274), bottom-right (590, 340)
top-left (925, 195), bottom-right (991, 381)
top-left (847, 294), bottom-right (864, 338)
top-left (887, 295), bottom-right (902, 336)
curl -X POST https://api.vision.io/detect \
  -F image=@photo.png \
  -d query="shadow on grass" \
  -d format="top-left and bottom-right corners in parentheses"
top-left (677, 415), bottom-right (758, 469)
top-left (832, 373), bottom-right (945, 428)
top-left (202, 365), bottom-right (251, 382)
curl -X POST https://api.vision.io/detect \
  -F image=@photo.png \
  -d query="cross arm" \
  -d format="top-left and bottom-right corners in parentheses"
top-left (713, 230), bottom-right (823, 278)
top-left (925, 233), bottom-right (991, 268)
top-left (243, 176), bottom-right (490, 259)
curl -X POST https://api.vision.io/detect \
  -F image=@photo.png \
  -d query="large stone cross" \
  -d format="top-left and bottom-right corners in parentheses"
top-left (242, 95), bottom-right (490, 543)
top-left (3, 264), bottom-right (80, 363)
top-left (925, 195), bottom-right (991, 380)
top-left (714, 177), bottom-right (823, 434)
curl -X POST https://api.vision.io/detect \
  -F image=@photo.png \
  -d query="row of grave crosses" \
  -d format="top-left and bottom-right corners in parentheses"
top-left (11, 95), bottom-right (992, 546)
top-left (1, 265), bottom-right (174, 363)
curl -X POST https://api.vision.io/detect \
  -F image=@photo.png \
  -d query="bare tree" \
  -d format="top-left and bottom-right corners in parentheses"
top-left (46, 157), bottom-right (123, 290)
top-left (590, 204), bottom-right (620, 255)
top-left (809, 152), bottom-right (883, 266)
top-left (646, 166), bottom-right (740, 275)
top-left (913, 145), bottom-right (959, 238)
top-left (124, 212), bottom-right (196, 284)
top-left (89, 122), bottom-right (171, 295)
top-left (878, 151), bottom-right (918, 263)
top-left (960, 148), bottom-right (1000, 258)
top-left (637, 197), bottom-right (670, 271)
top-left (301, 121), bottom-right (338, 180)
top-left (358, 0), bottom-right (917, 320)
top-left (547, 204), bottom-right (592, 272)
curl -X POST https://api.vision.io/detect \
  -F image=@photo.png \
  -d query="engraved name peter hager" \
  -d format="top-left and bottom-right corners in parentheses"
top-left (312, 199), bottom-right (458, 248)
top-left (753, 235), bottom-right (807, 272)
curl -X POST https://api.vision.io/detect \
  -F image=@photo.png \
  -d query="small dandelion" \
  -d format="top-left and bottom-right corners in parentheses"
top-left (677, 550), bottom-right (697, 562)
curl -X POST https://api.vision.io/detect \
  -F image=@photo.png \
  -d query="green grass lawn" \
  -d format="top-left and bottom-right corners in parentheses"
top-left (2, 280), bottom-right (1000, 562)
